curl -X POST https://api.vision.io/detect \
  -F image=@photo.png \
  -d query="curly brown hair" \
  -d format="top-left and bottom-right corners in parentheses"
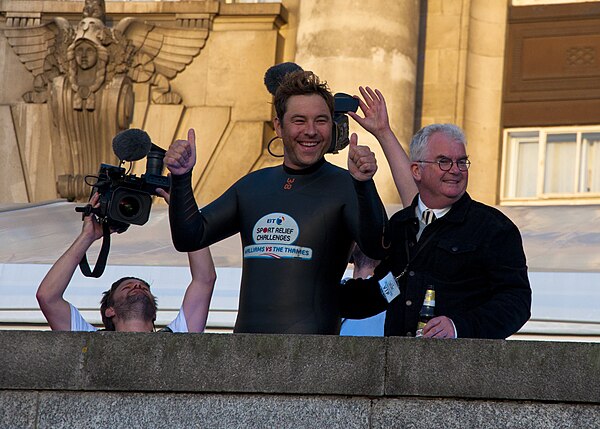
top-left (274, 70), bottom-right (334, 121)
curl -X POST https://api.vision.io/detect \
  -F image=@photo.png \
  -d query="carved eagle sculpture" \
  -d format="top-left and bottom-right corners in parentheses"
top-left (3, 0), bottom-right (209, 106)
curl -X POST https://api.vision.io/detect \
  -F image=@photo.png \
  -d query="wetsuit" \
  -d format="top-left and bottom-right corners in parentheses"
top-left (169, 158), bottom-right (388, 334)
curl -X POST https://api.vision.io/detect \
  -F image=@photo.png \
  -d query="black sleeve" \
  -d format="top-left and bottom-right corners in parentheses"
top-left (168, 171), bottom-right (204, 252)
top-left (352, 179), bottom-right (389, 260)
top-left (339, 277), bottom-right (389, 319)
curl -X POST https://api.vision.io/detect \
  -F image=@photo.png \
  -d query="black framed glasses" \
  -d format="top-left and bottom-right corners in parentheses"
top-left (417, 159), bottom-right (471, 171)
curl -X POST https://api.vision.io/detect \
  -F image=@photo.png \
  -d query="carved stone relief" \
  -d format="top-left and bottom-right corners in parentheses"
top-left (3, 0), bottom-right (212, 200)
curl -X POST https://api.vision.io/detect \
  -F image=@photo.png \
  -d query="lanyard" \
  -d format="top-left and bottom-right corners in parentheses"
top-left (394, 220), bottom-right (440, 283)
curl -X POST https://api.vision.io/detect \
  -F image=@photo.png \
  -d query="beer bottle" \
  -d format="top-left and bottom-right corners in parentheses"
top-left (415, 285), bottom-right (435, 337)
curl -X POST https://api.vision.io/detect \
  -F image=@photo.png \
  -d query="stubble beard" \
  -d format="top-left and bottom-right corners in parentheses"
top-left (113, 293), bottom-right (157, 323)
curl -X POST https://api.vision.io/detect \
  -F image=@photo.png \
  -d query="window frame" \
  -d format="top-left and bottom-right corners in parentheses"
top-left (501, 126), bottom-right (600, 205)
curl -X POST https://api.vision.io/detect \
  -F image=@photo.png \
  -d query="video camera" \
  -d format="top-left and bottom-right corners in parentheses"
top-left (88, 149), bottom-right (169, 230)
top-left (76, 129), bottom-right (170, 233)
top-left (75, 129), bottom-right (170, 278)
top-left (330, 93), bottom-right (359, 154)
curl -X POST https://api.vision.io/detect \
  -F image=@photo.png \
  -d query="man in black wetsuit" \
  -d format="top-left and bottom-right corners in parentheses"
top-left (165, 70), bottom-right (388, 334)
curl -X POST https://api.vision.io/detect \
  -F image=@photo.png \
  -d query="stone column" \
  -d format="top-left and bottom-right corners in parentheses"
top-left (462, 0), bottom-right (508, 205)
top-left (292, 0), bottom-right (420, 204)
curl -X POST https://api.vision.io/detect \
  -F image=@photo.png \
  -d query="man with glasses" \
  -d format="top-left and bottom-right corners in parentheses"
top-left (343, 123), bottom-right (531, 339)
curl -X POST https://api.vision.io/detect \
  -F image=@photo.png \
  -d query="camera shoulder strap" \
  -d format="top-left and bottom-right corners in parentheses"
top-left (79, 223), bottom-right (111, 278)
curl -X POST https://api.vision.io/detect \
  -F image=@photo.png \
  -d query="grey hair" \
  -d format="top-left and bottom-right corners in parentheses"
top-left (409, 124), bottom-right (467, 162)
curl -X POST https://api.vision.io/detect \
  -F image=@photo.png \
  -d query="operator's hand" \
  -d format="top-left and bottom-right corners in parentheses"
top-left (164, 128), bottom-right (197, 176)
top-left (422, 316), bottom-right (456, 339)
top-left (80, 192), bottom-right (105, 242)
top-left (348, 133), bottom-right (377, 181)
top-left (348, 86), bottom-right (391, 139)
top-left (155, 188), bottom-right (170, 205)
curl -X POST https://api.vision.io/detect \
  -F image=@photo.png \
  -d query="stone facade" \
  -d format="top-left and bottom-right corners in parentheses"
top-left (2, 0), bottom-right (599, 207)
top-left (0, 0), bottom-right (285, 206)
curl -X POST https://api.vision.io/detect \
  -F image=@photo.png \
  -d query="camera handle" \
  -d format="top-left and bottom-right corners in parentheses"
top-left (75, 204), bottom-right (112, 278)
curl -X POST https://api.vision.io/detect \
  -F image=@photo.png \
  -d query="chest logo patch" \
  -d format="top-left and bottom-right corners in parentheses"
top-left (244, 212), bottom-right (312, 260)
top-left (283, 178), bottom-right (295, 190)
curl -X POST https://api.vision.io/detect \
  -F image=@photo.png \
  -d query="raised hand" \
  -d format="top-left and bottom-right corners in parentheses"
top-left (164, 128), bottom-right (197, 176)
top-left (349, 86), bottom-right (418, 205)
top-left (347, 133), bottom-right (377, 181)
top-left (80, 192), bottom-right (105, 242)
top-left (348, 86), bottom-right (391, 139)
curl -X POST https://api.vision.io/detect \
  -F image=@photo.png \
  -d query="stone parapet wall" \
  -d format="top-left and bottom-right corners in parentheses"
top-left (1, 331), bottom-right (598, 428)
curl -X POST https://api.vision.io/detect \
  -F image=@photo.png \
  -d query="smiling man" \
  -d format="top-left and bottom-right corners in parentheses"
top-left (342, 124), bottom-right (532, 339)
top-left (165, 70), bottom-right (389, 334)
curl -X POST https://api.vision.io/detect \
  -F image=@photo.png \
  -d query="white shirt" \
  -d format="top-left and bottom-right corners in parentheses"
top-left (415, 196), bottom-right (451, 240)
top-left (69, 303), bottom-right (189, 332)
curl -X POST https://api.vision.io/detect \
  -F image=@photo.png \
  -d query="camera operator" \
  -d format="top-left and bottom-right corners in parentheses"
top-left (165, 70), bottom-right (391, 335)
top-left (36, 191), bottom-right (216, 332)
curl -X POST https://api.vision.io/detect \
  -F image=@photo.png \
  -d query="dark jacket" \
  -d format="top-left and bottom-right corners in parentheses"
top-left (341, 192), bottom-right (531, 339)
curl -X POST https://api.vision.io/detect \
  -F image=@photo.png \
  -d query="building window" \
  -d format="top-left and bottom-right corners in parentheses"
top-left (501, 127), bottom-right (600, 204)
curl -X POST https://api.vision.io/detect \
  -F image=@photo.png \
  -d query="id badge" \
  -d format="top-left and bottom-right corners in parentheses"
top-left (379, 271), bottom-right (400, 303)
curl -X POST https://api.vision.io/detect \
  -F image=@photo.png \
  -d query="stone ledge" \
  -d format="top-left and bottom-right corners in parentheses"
top-left (0, 331), bottom-right (386, 396)
top-left (387, 337), bottom-right (600, 403)
top-left (0, 331), bottom-right (598, 404)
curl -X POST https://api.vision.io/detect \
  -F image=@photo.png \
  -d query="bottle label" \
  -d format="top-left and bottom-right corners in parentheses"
top-left (416, 321), bottom-right (426, 338)
top-left (423, 289), bottom-right (435, 306)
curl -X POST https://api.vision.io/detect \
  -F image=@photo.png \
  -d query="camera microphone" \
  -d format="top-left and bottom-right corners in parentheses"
top-left (112, 128), bottom-right (153, 162)
top-left (264, 62), bottom-right (303, 96)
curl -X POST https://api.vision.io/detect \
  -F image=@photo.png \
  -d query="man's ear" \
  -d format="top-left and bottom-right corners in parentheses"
top-left (273, 116), bottom-right (282, 137)
top-left (105, 307), bottom-right (115, 318)
top-left (411, 162), bottom-right (421, 182)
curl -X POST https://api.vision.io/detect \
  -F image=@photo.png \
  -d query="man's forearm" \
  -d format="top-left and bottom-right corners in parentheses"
top-left (375, 128), bottom-right (418, 207)
top-left (39, 233), bottom-right (93, 300)
top-left (169, 171), bottom-right (204, 252)
top-left (36, 232), bottom-right (94, 330)
top-left (182, 248), bottom-right (216, 332)
top-left (339, 277), bottom-right (388, 319)
top-left (353, 179), bottom-right (389, 260)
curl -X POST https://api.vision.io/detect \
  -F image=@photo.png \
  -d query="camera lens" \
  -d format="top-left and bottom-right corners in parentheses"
top-left (109, 188), bottom-right (152, 226)
top-left (118, 196), bottom-right (141, 219)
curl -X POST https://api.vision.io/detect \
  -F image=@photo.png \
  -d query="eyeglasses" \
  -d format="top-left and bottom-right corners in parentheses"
top-left (417, 159), bottom-right (471, 172)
